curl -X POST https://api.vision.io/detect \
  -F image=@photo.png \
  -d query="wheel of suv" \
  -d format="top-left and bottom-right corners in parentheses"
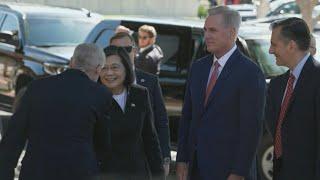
top-left (258, 134), bottom-right (273, 180)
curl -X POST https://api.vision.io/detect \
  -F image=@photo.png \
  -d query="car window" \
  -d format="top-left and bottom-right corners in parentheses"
top-left (269, 2), bottom-right (300, 16)
top-left (246, 39), bottom-right (287, 78)
top-left (157, 34), bottom-right (180, 66)
top-left (25, 17), bottom-right (99, 46)
top-left (94, 29), bottom-right (114, 48)
top-left (313, 36), bottom-right (320, 62)
top-left (1, 14), bottom-right (19, 32)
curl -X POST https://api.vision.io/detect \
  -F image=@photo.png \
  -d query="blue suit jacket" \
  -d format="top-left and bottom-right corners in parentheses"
top-left (177, 49), bottom-right (266, 180)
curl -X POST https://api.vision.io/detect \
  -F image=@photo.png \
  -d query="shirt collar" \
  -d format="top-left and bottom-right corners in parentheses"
top-left (213, 44), bottom-right (237, 68)
top-left (291, 52), bottom-right (310, 79)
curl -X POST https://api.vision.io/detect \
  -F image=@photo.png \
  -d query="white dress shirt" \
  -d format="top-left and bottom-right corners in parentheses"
top-left (207, 45), bottom-right (237, 87)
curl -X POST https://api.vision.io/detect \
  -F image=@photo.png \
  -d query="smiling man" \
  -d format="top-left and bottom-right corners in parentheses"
top-left (266, 17), bottom-right (320, 180)
top-left (176, 6), bottom-right (266, 180)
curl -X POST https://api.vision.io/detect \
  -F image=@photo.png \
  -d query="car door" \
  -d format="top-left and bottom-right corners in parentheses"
top-left (0, 12), bottom-right (23, 110)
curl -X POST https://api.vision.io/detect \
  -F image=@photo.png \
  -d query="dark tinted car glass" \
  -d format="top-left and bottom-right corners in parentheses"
top-left (25, 18), bottom-right (98, 46)
top-left (157, 34), bottom-right (180, 66)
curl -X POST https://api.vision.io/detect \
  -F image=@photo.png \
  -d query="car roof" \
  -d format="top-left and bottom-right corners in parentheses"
top-left (0, 2), bottom-right (102, 19)
top-left (102, 16), bottom-right (271, 39)
top-left (105, 15), bottom-right (205, 29)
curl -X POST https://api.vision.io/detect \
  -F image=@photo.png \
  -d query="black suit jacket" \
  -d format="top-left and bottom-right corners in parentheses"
top-left (0, 69), bottom-right (112, 180)
top-left (266, 57), bottom-right (320, 180)
top-left (102, 84), bottom-right (164, 180)
top-left (135, 69), bottom-right (171, 159)
top-left (135, 44), bottom-right (164, 75)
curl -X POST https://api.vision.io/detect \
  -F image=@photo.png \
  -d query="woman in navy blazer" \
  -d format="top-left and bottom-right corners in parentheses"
top-left (99, 46), bottom-right (164, 180)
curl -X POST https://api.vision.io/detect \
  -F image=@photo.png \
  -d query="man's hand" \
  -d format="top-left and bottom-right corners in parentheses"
top-left (227, 174), bottom-right (244, 180)
top-left (176, 162), bottom-right (188, 180)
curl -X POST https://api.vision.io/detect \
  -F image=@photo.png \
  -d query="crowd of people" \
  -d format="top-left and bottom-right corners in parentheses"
top-left (0, 5), bottom-right (319, 180)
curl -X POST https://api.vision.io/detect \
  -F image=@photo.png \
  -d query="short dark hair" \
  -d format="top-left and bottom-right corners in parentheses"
top-left (270, 17), bottom-right (311, 51)
top-left (104, 46), bottom-right (135, 86)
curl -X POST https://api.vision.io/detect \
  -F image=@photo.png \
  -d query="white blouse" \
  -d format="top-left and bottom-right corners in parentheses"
top-left (112, 89), bottom-right (127, 112)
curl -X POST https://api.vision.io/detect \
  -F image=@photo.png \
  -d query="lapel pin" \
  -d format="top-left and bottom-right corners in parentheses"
top-left (140, 79), bottom-right (145, 83)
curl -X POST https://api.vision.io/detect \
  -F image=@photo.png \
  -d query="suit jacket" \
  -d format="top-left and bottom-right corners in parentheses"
top-left (135, 69), bottom-right (171, 159)
top-left (265, 56), bottom-right (320, 180)
top-left (177, 49), bottom-right (266, 180)
top-left (135, 44), bottom-right (164, 75)
top-left (0, 69), bottom-right (112, 180)
top-left (102, 84), bottom-right (164, 180)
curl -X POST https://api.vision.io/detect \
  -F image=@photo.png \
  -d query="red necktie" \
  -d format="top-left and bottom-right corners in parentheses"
top-left (274, 73), bottom-right (295, 159)
top-left (204, 61), bottom-right (220, 106)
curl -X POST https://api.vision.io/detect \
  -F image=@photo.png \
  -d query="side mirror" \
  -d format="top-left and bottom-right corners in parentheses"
top-left (0, 30), bottom-right (19, 47)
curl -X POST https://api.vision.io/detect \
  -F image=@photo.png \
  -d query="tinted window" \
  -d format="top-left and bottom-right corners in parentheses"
top-left (1, 14), bottom-right (19, 32)
top-left (246, 39), bottom-right (287, 78)
top-left (268, 2), bottom-right (300, 16)
top-left (157, 34), bottom-right (180, 66)
top-left (94, 29), bottom-right (115, 48)
top-left (25, 18), bottom-right (99, 46)
top-left (313, 36), bottom-right (320, 62)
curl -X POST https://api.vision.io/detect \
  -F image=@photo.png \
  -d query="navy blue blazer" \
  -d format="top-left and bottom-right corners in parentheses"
top-left (265, 57), bottom-right (320, 180)
top-left (177, 49), bottom-right (266, 180)
top-left (135, 69), bottom-right (171, 159)
top-left (0, 69), bottom-right (112, 180)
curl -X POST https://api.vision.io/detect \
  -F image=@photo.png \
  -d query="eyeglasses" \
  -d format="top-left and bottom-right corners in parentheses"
top-left (104, 45), bottom-right (136, 53)
top-left (101, 64), bottom-right (122, 72)
top-left (138, 35), bottom-right (151, 40)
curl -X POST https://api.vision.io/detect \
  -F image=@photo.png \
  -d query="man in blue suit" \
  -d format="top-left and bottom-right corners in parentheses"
top-left (176, 6), bottom-right (266, 180)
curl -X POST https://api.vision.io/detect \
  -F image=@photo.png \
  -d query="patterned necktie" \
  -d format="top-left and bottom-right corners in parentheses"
top-left (274, 73), bottom-right (295, 159)
top-left (204, 61), bottom-right (220, 106)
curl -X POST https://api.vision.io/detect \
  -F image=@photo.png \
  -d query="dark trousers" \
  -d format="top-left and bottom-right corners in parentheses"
top-left (188, 152), bottom-right (202, 180)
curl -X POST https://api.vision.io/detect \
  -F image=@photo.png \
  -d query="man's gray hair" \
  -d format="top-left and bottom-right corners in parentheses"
top-left (208, 6), bottom-right (241, 32)
top-left (71, 43), bottom-right (105, 71)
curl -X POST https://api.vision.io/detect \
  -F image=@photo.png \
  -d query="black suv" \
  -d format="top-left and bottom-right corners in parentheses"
top-left (0, 2), bottom-right (102, 111)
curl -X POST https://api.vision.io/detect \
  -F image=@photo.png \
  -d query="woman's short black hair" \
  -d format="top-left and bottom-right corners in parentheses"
top-left (103, 46), bottom-right (135, 86)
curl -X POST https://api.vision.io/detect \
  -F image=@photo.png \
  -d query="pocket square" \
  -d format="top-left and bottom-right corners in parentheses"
top-left (131, 103), bottom-right (136, 107)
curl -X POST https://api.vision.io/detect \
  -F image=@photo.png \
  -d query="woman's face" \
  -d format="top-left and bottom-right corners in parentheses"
top-left (100, 54), bottom-right (126, 94)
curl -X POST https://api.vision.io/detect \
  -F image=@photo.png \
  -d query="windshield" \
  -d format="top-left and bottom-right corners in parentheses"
top-left (25, 17), bottom-right (99, 46)
top-left (246, 38), bottom-right (288, 78)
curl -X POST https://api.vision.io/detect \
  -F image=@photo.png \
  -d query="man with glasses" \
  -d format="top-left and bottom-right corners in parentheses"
top-left (108, 32), bottom-right (171, 177)
top-left (135, 25), bottom-right (164, 75)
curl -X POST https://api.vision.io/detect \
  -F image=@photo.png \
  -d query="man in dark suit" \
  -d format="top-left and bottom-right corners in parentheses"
top-left (109, 32), bottom-right (171, 176)
top-left (266, 17), bottom-right (320, 180)
top-left (0, 43), bottom-right (113, 180)
top-left (176, 6), bottom-right (266, 180)
top-left (135, 25), bottom-right (164, 75)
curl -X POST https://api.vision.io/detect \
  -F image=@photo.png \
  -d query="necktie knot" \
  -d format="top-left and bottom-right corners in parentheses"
top-left (213, 61), bottom-right (220, 69)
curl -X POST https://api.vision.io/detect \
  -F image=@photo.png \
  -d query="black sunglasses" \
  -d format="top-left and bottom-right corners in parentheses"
top-left (104, 45), bottom-right (135, 53)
